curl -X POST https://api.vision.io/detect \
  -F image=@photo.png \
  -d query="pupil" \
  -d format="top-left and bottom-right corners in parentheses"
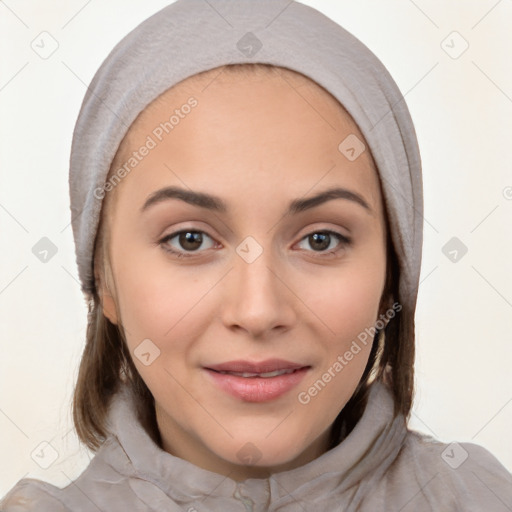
top-left (310, 233), bottom-right (329, 251)
top-left (180, 231), bottom-right (202, 251)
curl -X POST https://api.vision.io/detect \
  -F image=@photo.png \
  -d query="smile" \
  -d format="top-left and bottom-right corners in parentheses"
top-left (204, 359), bottom-right (311, 402)
top-left (213, 368), bottom-right (297, 378)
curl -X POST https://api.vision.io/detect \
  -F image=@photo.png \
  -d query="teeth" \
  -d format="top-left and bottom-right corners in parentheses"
top-left (219, 369), bottom-right (296, 378)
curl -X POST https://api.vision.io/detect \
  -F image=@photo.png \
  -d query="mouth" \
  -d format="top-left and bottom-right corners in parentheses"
top-left (203, 359), bottom-right (311, 402)
top-left (210, 368), bottom-right (299, 378)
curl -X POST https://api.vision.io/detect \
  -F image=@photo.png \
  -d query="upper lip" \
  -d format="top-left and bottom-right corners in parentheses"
top-left (205, 359), bottom-right (309, 373)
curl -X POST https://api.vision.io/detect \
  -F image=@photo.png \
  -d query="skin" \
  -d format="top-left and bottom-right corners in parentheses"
top-left (98, 66), bottom-right (389, 480)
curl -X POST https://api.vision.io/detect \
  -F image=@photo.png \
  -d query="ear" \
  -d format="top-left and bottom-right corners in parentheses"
top-left (95, 268), bottom-right (119, 325)
top-left (100, 291), bottom-right (119, 325)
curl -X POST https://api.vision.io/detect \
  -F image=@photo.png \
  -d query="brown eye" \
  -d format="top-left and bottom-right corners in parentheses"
top-left (160, 229), bottom-right (216, 257)
top-left (179, 231), bottom-right (203, 251)
top-left (297, 230), bottom-right (351, 254)
top-left (309, 233), bottom-right (331, 251)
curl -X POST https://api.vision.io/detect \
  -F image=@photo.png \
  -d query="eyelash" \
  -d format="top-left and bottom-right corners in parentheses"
top-left (158, 228), bottom-right (351, 259)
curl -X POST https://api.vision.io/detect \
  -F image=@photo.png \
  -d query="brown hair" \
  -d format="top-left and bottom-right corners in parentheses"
top-left (72, 63), bottom-right (415, 452)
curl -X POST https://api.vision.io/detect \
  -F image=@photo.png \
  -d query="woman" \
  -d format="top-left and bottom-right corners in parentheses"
top-left (2, 0), bottom-right (511, 510)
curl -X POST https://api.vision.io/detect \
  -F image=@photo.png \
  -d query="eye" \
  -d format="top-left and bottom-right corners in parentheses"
top-left (160, 229), bottom-right (216, 258)
top-left (296, 230), bottom-right (351, 255)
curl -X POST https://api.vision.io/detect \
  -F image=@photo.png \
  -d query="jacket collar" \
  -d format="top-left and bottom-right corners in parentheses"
top-left (100, 381), bottom-right (407, 508)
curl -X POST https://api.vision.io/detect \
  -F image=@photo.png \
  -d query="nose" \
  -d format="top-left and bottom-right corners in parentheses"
top-left (220, 246), bottom-right (297, 338)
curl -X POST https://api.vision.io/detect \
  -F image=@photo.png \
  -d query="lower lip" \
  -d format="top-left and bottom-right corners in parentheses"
top-left (204, 367), bottom-right (310, 402)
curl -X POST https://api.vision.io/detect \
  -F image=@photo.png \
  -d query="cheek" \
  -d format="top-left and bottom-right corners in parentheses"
top-left (111, 259), bottom-right (204, 392)
top-left (305, 256), bottom-right (386, 342)
top-left (296, 257), bottom-right (385, 423)
top-left (110, 241), bottom-right (202, 342)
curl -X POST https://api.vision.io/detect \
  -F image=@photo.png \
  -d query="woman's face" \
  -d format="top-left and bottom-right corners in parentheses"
top-left (100, 67), bottom-right (388, 479)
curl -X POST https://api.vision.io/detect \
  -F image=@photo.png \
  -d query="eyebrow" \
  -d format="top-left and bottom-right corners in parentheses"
top-left (140, 185), bottom-right (371, 215)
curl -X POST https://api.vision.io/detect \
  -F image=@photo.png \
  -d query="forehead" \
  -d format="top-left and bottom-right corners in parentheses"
top-left (109, 65), bottom-right (382, 211)
top-left (125, 65), bottom-right (365, 148)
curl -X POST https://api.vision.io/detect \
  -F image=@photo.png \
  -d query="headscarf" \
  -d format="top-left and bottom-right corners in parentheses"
top-left (69, 0), bottom-right (423, 310)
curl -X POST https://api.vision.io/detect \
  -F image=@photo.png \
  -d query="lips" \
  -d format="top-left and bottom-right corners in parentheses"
top-left (215, 368), bottom-right (297, 378)
top-left (205, 359), bottom-right (307, 374)
top-left (204, 359), bottom-right (311, 402)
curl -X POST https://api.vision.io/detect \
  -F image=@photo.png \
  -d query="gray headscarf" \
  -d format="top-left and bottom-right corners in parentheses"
top-left (69, 0), bottom-right (423, 310)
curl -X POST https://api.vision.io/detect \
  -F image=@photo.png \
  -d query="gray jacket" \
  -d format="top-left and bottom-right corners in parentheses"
top-left (2, 382), bottom-right (511, 511)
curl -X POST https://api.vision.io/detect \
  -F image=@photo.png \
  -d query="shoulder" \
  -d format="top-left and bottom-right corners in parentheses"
top-left (385, 428), bottom-right (512, 511)
top-left (0, 478), bottom-right (68, 512)
top-left (0, 438), bottom-right (136, 512)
